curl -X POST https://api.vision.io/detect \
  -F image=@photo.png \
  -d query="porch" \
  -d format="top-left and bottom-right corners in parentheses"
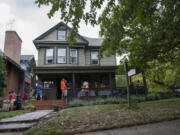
top-left (33, 66), bottom-right (117, 100)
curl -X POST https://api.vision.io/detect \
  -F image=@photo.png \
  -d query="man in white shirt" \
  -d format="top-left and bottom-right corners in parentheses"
top-left (83, 81), bottom-right (89, 96)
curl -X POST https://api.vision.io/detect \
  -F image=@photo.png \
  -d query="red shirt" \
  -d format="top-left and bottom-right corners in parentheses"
top-left (61, 80), bottom-right (67, 90)
top-left (9, 93), bottom-right (15, 100)
top-left (23, 93), bottom-right (28, 101)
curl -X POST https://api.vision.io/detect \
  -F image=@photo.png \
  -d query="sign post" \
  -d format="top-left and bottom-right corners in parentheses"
top-left (124, 60), bottom-right (130, 108)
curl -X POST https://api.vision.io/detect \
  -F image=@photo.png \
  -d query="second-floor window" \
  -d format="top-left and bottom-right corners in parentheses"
top-left (70, 48), bottom-right (78, 64)
top-left (57, 48), bottom-right (66, 63)
top-left (45, 48), bottom-right (54, 64)
top-left (58, 30), bottom-right (66, 40)
top-left (91, 50), bottom-right (99, 65)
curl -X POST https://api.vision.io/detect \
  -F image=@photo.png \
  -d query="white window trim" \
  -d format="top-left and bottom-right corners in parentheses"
top-left (70, 48), bottom-right (78, 64)
top-left (57, 47), bottom-right (67, 64)
top-left (45, 48), bottom-right (54, 64)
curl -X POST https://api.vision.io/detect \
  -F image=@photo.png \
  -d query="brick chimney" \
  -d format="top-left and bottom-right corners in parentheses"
top-left (4, 31), bottom-right (22, 64)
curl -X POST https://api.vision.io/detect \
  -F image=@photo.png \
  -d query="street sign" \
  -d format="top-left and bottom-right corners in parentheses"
top-left (128, 69), bottom-right (136, 76)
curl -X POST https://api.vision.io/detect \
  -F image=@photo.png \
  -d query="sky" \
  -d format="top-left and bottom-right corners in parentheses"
top-left (0, 0), bottom-right (101, 59)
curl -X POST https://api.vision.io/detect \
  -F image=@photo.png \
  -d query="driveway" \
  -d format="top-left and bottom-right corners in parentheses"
top-left (76, 119), bottom-right (180, 135)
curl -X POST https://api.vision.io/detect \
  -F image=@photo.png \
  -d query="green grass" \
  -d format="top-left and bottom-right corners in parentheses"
top-left (23, 98), bottom-right (180, 135)
top-left (0, 110), bottom-right (24, 120)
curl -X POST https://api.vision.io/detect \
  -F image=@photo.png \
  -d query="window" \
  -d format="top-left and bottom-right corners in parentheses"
top-left (57, 48), bottom-right (66, 63)
top-left (91, 51), bottom-right (99, 64)
top-left (58, 30), bottom-right (66, 40)
top-left (70, 48), bottom-right (78, 64)
top-left (44, 81), bottom-right (54, 89)
top-left (45, 48), bottom-right (54, 64)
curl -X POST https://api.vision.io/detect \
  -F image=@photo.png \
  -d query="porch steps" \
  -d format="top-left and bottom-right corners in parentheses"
top-left (33, 100), bottom-right (66, 110)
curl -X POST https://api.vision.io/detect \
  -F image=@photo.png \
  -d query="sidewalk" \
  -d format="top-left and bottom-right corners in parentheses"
top-left (76, 119), bottom-right (180, 135)
top-left (0, 110), bottom-right (53, 134)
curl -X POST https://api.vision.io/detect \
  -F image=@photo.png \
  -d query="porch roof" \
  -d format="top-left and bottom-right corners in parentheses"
top-left (33, 66), bottom-right (117, 74)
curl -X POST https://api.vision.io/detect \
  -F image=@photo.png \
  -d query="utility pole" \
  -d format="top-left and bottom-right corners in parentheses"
top-left (124, 60), bottom-right (130, 107)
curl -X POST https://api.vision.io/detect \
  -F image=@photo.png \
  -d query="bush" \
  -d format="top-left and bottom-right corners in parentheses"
top-left (68, 99), bottom-right (86, 107)
top-left (24, 104), bottom-right (35, 110)
top-left (146, 93), bottom-right (160, 101)
top-left (131, 95), bottom-right (146, 103)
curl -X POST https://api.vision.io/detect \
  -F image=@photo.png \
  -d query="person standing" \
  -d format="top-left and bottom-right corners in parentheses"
top-left (9, 91), bottom-right (15, 111)
top-left (35, 81), bottom-right (43, 100)
top-left (60, 78), bottom-right (67, 102)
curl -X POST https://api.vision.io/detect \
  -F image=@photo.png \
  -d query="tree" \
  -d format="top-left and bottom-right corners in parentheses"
top-left (0, 55), bottom-right (6, 96)
top-left (35, 0), bottom-right (180, 68)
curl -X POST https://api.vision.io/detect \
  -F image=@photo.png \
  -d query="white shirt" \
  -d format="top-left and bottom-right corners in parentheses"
top-left (83, 81), bottom-right (89, 88)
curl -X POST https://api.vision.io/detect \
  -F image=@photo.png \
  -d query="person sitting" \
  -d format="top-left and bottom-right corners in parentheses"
top-left (83, 80), bottom-right (89, 97)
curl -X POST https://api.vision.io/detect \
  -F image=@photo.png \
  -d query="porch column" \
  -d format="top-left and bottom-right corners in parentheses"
top-left (109, 72), bottom-right (112, 90)
top-left (72, 73), bottom-right (76, 97)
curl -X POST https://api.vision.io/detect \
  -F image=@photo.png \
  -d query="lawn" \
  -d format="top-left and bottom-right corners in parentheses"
top-left (0, 110), bottom-right (24, 120)
top-left (23, 98), bottom-right (180, 135)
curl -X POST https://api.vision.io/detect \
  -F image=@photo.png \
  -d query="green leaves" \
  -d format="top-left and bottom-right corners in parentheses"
top-left (35, 0), bottom-right (180, 69)
top-left (0, 55), bottom-right (6, 96)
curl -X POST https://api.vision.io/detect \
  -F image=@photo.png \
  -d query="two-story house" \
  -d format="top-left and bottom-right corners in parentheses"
top-left (33, 22), bottom-right (117, 100)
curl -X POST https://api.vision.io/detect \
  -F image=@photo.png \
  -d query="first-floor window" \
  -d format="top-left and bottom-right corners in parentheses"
top-left (45, 48), bottom-right (54, 64)
top-left (70, 48), bottom-right (78, 64)
top-left (44, 81), bottom-right (54, 89)
top-left (91, 50), bottom-right (99, 64)
top-left (57, 48), bottom-right (66, 63)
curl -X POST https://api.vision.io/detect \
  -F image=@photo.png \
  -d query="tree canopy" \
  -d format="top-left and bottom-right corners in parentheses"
top-left (35, 0), bottom-right (180, 68)
top-left (0, 55), bottom-right (6, 96)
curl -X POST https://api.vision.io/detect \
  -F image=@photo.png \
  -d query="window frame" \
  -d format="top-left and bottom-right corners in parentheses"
top-left (57, 29), bottom-right (66, 41)
top-left (69, 48), bottom-right (78, 64)
top-left (56, 47), bottom-right (67, 64)
top-left (45, 48), bottom-right (54, 65)
top-left (43, 81), bottom-right (54, 89)
top-left (90, 50), bottom-right (99, 65)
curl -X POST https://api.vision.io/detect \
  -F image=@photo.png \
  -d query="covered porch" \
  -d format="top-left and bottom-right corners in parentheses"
top-left (33, 66), bottom-right (117, 100)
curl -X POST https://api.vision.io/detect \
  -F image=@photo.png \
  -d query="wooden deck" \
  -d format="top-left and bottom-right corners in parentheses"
top-left (33, 100), bottom-right (66, 110)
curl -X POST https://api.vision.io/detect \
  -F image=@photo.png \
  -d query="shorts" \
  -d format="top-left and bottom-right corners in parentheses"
top-left (10, 99), bottom-right (15, 105)
top-left (62, 89), bottom-right (67, 96)
top-left (36, 90), bottom-right (42, 97)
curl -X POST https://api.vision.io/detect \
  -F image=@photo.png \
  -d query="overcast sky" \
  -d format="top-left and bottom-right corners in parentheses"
top-left (0, 0), bottom-right (100, 59)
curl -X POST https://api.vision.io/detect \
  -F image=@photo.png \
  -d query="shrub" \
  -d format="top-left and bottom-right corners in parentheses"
top-left (68, 99), bottom-right (86, 107)
top-left (24, 104), bottom-right (35, 110)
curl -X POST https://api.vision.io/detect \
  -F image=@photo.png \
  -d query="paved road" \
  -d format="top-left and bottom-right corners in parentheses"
top-left (76, 119), bottom-right (180, 135)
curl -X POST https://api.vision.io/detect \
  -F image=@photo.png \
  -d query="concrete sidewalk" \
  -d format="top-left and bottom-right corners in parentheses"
top-left (0, 110), bottom-right (53, 134)
top-left (76, 119), bottom-right (180, 135)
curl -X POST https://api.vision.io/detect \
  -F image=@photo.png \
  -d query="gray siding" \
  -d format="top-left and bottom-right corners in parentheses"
top-left (100, 55), bottom-right (116, 66)
top-left (85, 49), bottom-right (116, 66)
top-left (40, 29), bottom-right (86, 43)
top-left (37, 48), bottom-right (45, 66)
top-left (37, 46), bottom-right (86, 66)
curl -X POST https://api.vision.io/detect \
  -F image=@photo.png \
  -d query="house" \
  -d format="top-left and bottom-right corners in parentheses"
top-left (20, 55), bottom-right (36, 93)
top-left (0, 31), bottom-right (25, 99)
top-left (33, 22), bottom-right (117, 100)
top-left (0, 31), bottom-right (35, 99)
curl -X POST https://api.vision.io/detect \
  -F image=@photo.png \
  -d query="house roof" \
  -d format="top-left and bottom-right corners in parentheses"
top-left (20, 55), bottom-right (34, 61)
top-left (34, 21), bottom-right (89, 44)
top-left (0, 50), bottom-right (24, 71)
top-left (33, 21), bottom-right (103, 47)
top-left (83, 36), bottom-right (102, 47)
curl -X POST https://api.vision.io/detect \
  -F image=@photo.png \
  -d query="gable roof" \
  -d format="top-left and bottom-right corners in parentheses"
top-left (34, 21), bottom-right (89, 44)
top-left (20, 55), bottom-right (34, 61)
top-left (0, 50), bottom-right (24, 71)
